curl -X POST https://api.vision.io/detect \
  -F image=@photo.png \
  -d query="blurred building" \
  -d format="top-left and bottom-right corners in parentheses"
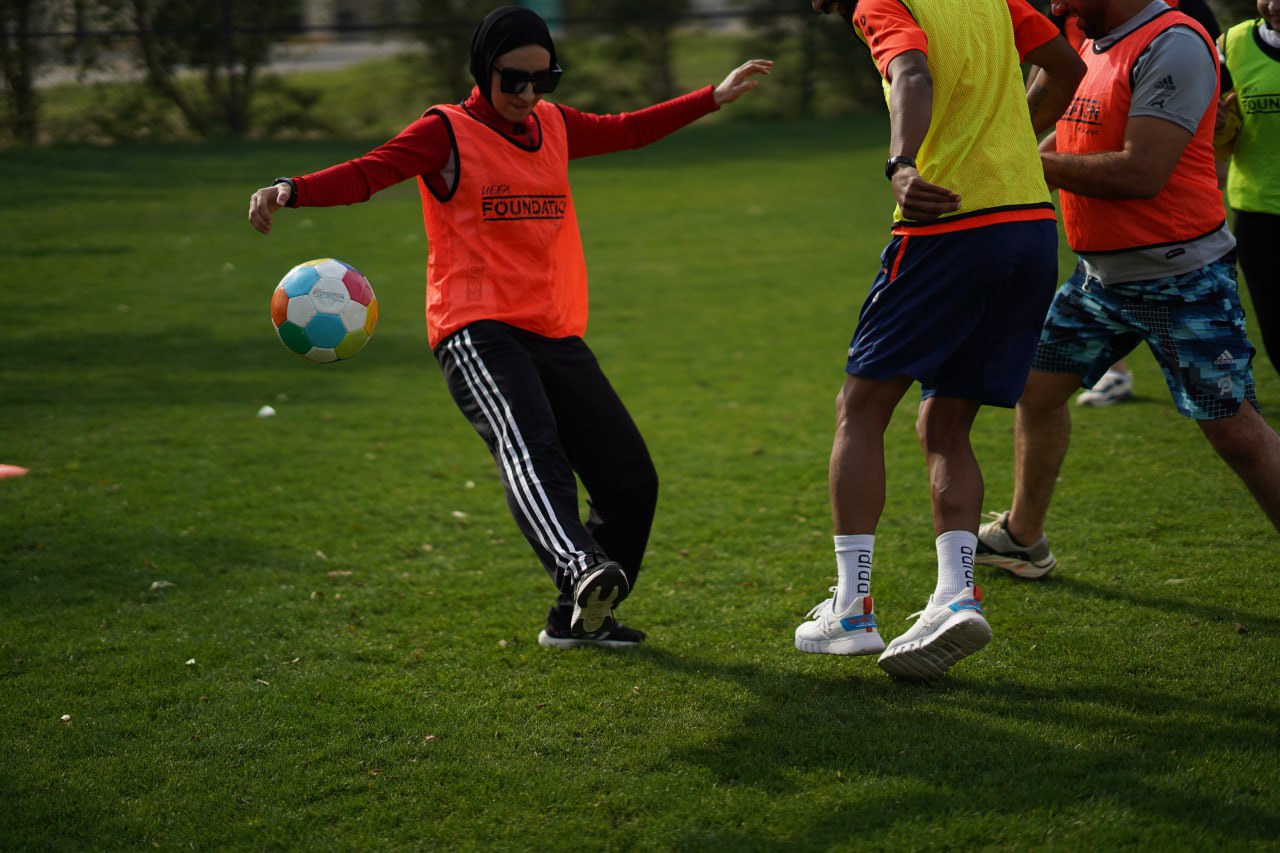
top-left (301, 0), bottom-right (414, 32)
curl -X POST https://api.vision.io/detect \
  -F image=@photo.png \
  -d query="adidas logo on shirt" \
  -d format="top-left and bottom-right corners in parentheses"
top-left (1214, 350), bottom-right (1235, 368)
top-left (1154, 74), bottom-right (1177, 91)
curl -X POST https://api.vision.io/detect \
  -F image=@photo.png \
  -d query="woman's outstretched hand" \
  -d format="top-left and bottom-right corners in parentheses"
top-left (713, 59), bottom-right (774, 106)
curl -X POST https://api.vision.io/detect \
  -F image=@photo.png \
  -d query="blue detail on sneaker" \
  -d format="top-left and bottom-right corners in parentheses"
top-left (794, 590), bottom-right (886, 656)
top-left (840, 612), bottom-right (878, 631)
top-left (877, 586), bottom-right (992, 681)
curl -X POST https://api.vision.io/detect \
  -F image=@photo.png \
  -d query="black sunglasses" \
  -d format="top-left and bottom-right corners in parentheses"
top-left (494, 64), bottom-right (563, 95)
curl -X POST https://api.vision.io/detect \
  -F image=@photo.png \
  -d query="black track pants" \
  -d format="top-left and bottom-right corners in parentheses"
top-left (1234, 210), bottom-right (1280, 378)
top-left (435, 321), bottom-right (659, 618)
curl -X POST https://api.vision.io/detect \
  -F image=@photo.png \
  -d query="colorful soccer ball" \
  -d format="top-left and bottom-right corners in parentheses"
top-left (270, 258), bottom-right (378, 363)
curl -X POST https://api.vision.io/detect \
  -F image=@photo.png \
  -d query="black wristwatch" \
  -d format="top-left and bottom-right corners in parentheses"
top-left (884, 156), bottom-right (916, 180)
top-left (272, 177), bottom-right (298, 207)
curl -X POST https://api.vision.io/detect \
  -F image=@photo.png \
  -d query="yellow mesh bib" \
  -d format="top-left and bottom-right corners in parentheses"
top-left (887, 0), bottom-right (1050, 224)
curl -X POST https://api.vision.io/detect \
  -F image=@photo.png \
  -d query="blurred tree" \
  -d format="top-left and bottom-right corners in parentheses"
top-left (614, 0), bottom-right (687, 104)
top-left (559, 0), bottom-right (689, 111)
top-left (0, 0), bottom-right (63, 144)
top-left (107, 0), bottom-right (302, 136)
top-left (407, 0), bottom-right (478, 105)
top-left (735, 0), bottom-right (880, 119)
top-left (1022, 0), bottom-right (1256, 22)
top-left (1211, 0), bottom-right (1261, 22)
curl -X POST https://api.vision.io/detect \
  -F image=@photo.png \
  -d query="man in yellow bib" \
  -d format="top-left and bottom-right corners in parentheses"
top-left (796, 0), bottom-right (1083, 680)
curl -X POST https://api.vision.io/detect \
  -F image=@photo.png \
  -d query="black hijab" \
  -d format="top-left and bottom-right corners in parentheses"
top-left (469, 6), bottom-right (558, 103)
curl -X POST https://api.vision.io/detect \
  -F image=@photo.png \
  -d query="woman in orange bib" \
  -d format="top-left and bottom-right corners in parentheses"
top-left (249, 7), bottom-right (771, 648)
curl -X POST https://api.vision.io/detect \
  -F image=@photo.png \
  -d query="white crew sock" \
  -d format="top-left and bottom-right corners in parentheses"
top-left (833, 534), bottom-right (874, 611)
top-left (933, 530), bottom-right (977, 602)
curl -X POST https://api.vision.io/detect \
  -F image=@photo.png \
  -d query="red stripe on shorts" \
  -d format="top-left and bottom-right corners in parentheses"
top-left (889, 235), bottom-right (910, 282)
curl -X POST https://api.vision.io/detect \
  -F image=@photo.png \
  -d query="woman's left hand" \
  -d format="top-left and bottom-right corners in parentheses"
top-left (713, 59), bottom-right (774, 106)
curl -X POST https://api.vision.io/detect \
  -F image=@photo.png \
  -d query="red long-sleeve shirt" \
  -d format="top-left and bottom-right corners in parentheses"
top-left (293, 85), bottom-right (720, 207)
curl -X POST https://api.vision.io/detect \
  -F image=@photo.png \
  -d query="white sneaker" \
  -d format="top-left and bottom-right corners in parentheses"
top-left (794, 588), bottom-right (885, 655)
top-left (877, 587), bottom-right (992, 681)
top-left (1076, 369), bottom-right (1133, 407)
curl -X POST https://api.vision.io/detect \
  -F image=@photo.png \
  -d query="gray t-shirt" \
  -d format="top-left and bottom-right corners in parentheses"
top-left (1079, 1), bottom-right (1235, 284)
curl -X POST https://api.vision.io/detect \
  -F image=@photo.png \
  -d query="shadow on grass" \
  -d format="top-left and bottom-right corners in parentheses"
top-left (633, 646), bottom-right (1280, 847)
top-left (982, 571), bottom-right (1280, 635)
top-left (2, 325), bottom-right (434, 412)
top-left (0, 520), bottom-right (299, 608)
top-left (1051, 574), bottom-right (1280, 634)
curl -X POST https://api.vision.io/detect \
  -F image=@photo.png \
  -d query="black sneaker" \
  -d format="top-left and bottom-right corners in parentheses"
top-left (570, 561), bottom-right (629, 636)
top-left (538, 622), bottom-right (646, 649)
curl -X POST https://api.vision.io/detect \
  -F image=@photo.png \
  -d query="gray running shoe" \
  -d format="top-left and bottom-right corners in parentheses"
top-left (975, 511), bottom-right (1057, 578)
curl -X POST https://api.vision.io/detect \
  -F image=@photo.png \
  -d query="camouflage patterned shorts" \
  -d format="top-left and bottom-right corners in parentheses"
top-left (1032, 256), bottom-right (1258, 420)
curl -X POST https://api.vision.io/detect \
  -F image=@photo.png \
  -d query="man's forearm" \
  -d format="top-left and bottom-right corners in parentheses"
top-left (1041, 150), bottom-right (1164, 200)
top-left (1027, 71), bottom-right (1077, 138)
top-left (888, 65), bottom-right (933, 157)
top-left (1022, 37), bottom-right (1086, 137)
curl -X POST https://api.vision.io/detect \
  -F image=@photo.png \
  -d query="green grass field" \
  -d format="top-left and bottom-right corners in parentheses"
top-left (2, 117), bottom-right (1279, 850)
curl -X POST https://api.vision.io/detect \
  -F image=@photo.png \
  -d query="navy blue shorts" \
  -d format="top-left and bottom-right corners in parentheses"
top-left (846, 220), bottom-right (1058, 408)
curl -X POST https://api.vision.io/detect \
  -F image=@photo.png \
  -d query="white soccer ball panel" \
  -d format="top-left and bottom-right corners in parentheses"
top-left (313, 259), bottom-right (348, 280)
top-left (286, 295), bottom-right (317, 326)
top-left (308, 278), bottom-right (350, 315)
top-left (306, 347), bottom-right (339, 364)
top-left (339, 301), bottom-right (368, 332)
